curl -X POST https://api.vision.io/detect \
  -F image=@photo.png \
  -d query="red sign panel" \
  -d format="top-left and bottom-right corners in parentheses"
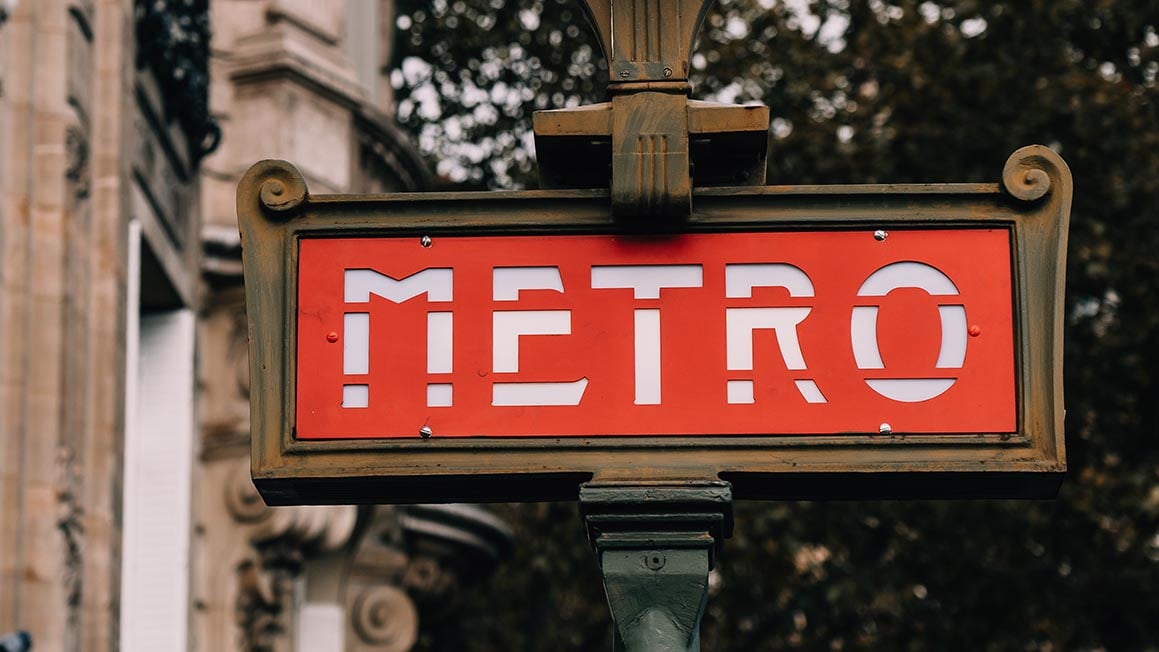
top-left (296, 230), bottom-right (1015, 439)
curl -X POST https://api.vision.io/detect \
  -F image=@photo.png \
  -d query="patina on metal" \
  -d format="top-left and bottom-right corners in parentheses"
top-left (237, 144), bottom-right (1070, 506)
top-left (581, 482), bottom-right (732, 651)
top-left (534, 0), bottom-right (769, 217)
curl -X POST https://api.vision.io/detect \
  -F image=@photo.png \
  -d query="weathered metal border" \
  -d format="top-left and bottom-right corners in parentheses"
top-left (238, 145), bottom-right (1070, 505)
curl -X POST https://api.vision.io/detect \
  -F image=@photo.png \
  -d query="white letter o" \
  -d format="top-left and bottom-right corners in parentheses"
top-left (850, 262), bottom-right (967, 402)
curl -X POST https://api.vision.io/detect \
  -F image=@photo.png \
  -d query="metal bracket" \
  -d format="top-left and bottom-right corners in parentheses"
top-left (580, 481), bottom-right (733, 651)
top-left (610, 89), bottom-right (692, 217)
top-left (533, 0), bottom-right (770, 220)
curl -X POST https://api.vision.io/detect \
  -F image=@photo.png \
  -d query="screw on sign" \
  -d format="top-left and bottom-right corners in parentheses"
top-left (296, 229), bottom-right (1016, 439)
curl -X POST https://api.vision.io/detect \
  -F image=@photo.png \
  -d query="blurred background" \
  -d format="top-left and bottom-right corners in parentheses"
top-left (0, 0), bottom-right (1156, 650)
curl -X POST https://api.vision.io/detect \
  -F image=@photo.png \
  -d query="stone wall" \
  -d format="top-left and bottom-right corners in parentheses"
top-left (0, 0), bottom-right (206, 649)
top-left (0, 2), bottom-right (500, 650)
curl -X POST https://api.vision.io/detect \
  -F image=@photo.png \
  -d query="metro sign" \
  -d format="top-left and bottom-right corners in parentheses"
top-left (296, 230), bottom-right (1015, 439)
top-left (239, 146), bottom-right (1070, 504)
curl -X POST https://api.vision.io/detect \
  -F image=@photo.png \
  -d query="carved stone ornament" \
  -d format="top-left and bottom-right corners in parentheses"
top-left (56, 445), bottom-right (84, 648)
top-left (227, 460), bottom-right (357, 651)
top-left (65, 125), bottom-right (90, 203)
top-left (397, 504), bottom-right (514, 623)
top-left (351, 586), bottom-right (419, 652)
top-left (224, 457), bottom-right (513, 652)
top-left (336, 504), bottom-right (515, 651)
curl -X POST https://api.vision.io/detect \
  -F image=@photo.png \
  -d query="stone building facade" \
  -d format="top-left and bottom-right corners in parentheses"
top-left (1, 1), bottom-right (208, 649)
top-left (0, 1), bottom-right (508, 650)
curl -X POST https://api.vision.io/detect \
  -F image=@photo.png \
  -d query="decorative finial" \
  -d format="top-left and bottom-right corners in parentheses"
top-left (241, 159), bottom-right (308, 218)
top-left (1002, 145), bottom-right (1070, 203)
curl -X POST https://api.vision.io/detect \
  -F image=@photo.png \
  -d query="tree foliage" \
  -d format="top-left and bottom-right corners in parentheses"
top-left (393, 0), bottom-right (607, 188)
top-left (394, 1), bottom-right (1159, 650)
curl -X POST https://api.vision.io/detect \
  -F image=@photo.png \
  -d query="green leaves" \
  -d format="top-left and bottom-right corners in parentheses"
top-left (393, 0), bottom-right (607, 188)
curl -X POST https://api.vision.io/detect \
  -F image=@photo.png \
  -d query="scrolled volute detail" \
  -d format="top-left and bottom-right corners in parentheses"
top-left (225, 460), bottom-right (269, 524)
top-left (1002, 145), bottom-right (1067, 203)
top-left (351, 585), bottom-right (419, 651)
top-left (250, 505), bottom-right (358, 552)
top-left (245, 159), bottom-right (308, 218)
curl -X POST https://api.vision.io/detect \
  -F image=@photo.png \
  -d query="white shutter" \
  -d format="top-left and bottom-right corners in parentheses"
top-left (120, 264), bottom-right (196, 652)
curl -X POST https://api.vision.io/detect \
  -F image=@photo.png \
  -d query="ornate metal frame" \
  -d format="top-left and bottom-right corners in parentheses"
top-left (238, 146), bottom-right (1070, 505)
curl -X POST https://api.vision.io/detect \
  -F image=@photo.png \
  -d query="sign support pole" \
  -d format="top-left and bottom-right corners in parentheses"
top-left (552, 2), bottom-right (749, 646)
top-left (580, 482), bottom-right (733, 651)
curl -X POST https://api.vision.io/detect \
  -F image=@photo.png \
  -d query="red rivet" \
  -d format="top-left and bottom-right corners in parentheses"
top-left (968, 325), bottom-right (982, 337)
top-left (326, 331), bottom-right (339, 343)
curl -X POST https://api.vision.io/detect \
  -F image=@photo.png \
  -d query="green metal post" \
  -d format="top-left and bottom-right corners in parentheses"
top-left (580, 482), bottom-right (733, 652)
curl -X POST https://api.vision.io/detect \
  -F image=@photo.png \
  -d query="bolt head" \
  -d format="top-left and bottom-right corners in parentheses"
top-left (644, 552), bottom-right (666, 570)
top-left (619, 70), bottom-right (630, 78)
top-left (419, 426), bottom-right (433, 438)
top-left (879, 422), bottom-right (892, 435)
top-left (420, 235), bottom-right (433, 247)
top-left (873, 229), bottom-right (888, 241)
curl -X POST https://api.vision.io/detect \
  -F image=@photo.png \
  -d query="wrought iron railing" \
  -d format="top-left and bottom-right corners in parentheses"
top-left (135, 0), bottom-right (220, 161)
